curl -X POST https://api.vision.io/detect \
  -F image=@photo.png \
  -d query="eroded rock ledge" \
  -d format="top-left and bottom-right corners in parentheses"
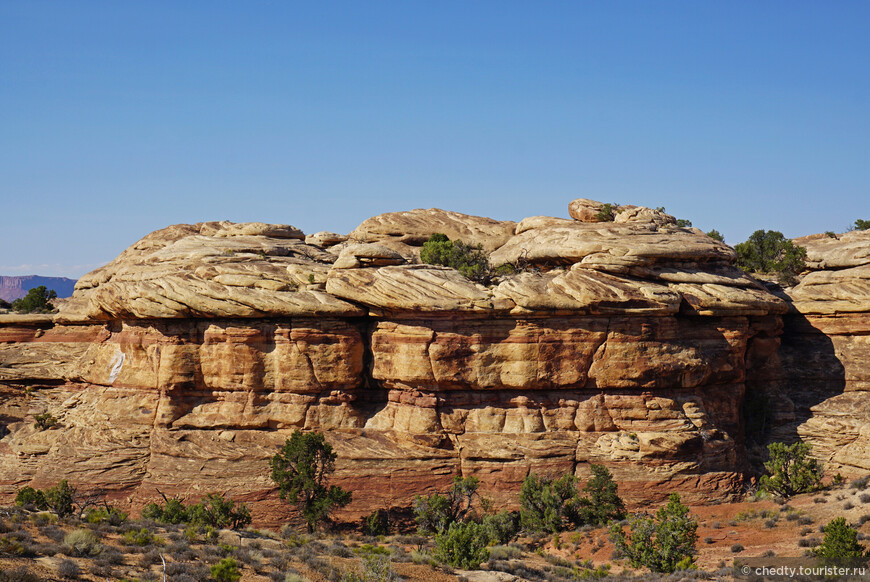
top-left (758, 230), bottom-right (870, 475)
top-left (0, 200), bottom-right (789, 525)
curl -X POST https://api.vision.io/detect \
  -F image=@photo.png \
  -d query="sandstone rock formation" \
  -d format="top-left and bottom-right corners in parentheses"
top-left (755, 229), bottom-right (870, 474)
top-left (0, 202), bottom-right (791, 526)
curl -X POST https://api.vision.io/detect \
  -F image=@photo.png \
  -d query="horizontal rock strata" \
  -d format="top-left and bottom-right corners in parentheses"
top-left (0, 202), bottom-right (791, 525)
top-left (758, 230), bottom-right (870, 475)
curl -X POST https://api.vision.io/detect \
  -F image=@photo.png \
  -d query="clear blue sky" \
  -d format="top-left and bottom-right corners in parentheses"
top-left (2, 1), bottom-right (868, 278)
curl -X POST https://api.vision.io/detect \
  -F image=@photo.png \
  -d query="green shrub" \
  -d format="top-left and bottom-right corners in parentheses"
top-left (142, 492), bottom-right (250, 530)
top-left (482, 510), bottom-right (520, 545)
top-left (18, 481), bottom-right (77, 517)
top-left (610, 493), bottom-right (698, 573)
top-left (11, 286), bottom-right (57, 313)
top-left (520, 473), bottom-right (580, 533)
top-left (854, 219), bottom-right (870, 231)
top-left (45, 481), bottom-right (76, 518)
top-left (33, 413), bottom-right (58, 430)
top-left (520, 465), bottom-right (624, 533)
top-left (706, 229), bottom-right (724, 242)
top-left (63, 528), bottom-right (101, 557)
top-left (85, 506), bottom-right (127, 525)
top-left (759, 441), bottom-right (823, 498)
top-left (434, 521), bottom-right (490, 569)
top-left (142, 496), bottom-right (190, 524)
top-left (595, 203), bottom-right (619, 222)
top-left (121, 527), bottom-right (159, 546)
top-left (190, 492), bottom-right (252, 530)
top-left (362, 509), bottom-right (390, 536)
top-left (14, 487), bottom-right (48, 510)
top-left (814, 517), bottom-right (868, 559)
top-left (735, 230), bottom-right (807, 285)
top-left (414, 476), bottom-right (480, 534)
top-left (576, 464), bottom-right (626, 526)
top-left (675, 218), bottom-right (693, 228)
top-left (419, 233), bottom-right (509, 285)
top-left (210, 557), bottom-right (242, 582)
top-left (270, 430), bottom-right (352, 533)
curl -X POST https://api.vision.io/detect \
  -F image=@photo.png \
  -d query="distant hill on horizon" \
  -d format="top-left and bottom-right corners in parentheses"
top-left (0, 275), bottom-right (78, 302)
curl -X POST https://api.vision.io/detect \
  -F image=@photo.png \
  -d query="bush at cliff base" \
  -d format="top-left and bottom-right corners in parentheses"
top-left (610, 493), bottom-right (698, 573)
top-left (759, 441), bottom-right (823, 498)
top-left (814, 517), bottom-right (868, 559)
top-left (434, 521), bottom-right (490, 569)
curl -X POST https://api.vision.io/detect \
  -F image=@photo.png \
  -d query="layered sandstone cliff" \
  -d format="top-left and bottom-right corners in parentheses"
top-left (757, 229), bottom-right (870, 474)
top-left (0, 200), bottom-right (788, 524)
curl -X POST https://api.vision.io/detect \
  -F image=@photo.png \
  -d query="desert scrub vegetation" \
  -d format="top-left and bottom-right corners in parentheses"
top-left (62, 528), bottom-right (101, 556)
top-left (759, 441), bottom-right (824, 498)
top-left (814, 517), bottom-right (868, 559)
top-left (142, 491), bottom-right (251, 530)
top-left (520, 464), bottom-right (625, 533)
top-left (610, 494), bottom-right (698, 573)
top-left (595, 202), bottom-right (619, 222)
top-left (413, 475), bottom-right (481, 535)
top-left (419, 233), bottom-right (514, 285)
top-left (362, 509), bottom-right (390, 536)
top-left (434, 520), bottom-right (490, 569)
top-left (14, 480), bottom-right (76, 517)
top-left (735, 230), bottom-right (807, 286)
top-left (340, 553), bottom-right (401, 582)
top-left (10, 285), bottom-right (57, 313)
top-left (270, 429), bottom-right (352, 533)
top-left (32, 412), bottom-right (58, 430)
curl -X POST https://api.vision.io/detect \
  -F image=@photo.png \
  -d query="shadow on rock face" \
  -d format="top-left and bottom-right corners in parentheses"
top-left (746, 309), bottom-right (847, 474)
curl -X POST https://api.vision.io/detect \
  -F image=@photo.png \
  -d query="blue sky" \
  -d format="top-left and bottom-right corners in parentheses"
top-left (1, 1), bottom-right (868, 277)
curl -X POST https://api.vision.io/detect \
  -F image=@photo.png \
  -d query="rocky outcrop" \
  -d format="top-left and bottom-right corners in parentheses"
top-left (348, 208), bottom-right (517, 257)
top-left (756, 229), bottom-right (870, 474)
top-left (0, 202), bottom-right (789, 525)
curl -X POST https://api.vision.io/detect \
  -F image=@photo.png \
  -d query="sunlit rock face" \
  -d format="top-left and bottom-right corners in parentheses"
top-left (0, 203), bottom-right (789, 525)
top-left (754, 230), bottom-right (870, 476)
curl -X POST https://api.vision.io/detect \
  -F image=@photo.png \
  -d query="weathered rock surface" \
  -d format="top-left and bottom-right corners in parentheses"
top-left (755, 229), bottom-right (870, 475)
top-left (0, 199), bottom-right (793, 524)
top-left (349, 208), bottom-right (517, 253)
top-left (61, 221), bottom-right (363, 321)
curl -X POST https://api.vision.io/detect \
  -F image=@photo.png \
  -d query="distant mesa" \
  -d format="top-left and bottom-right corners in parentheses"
top-left (0, 275), bottom-right (78, 302)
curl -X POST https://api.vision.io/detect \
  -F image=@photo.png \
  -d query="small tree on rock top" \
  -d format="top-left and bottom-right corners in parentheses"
top-left (706, 229), bottom-right (724, 242)
top-left (419, 233), bottom-right (511, 285)
top-left (735, 230), bottom-right (807, 286)
top-left (269, 430), bottom-right (351, 532)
